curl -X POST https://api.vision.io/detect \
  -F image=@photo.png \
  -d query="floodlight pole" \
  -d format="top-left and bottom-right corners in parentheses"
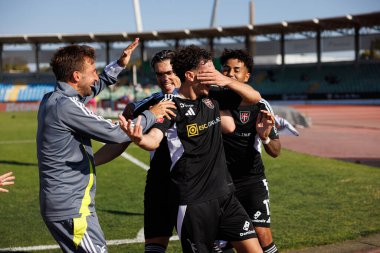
top-left (132, 0), bottom-right (147, 77)
top-left (208, 0), bottom-right (219, 52)
top-left (133, 0), bottom-right (143, 33)
top-left (34, 43), bottom-right (40, 77)
top-left (210, 0), bottom-right (219, 28)
top-left (246, 0), bottom-right (256, 58)
top-left (132, 64), bottom-right (137, 102)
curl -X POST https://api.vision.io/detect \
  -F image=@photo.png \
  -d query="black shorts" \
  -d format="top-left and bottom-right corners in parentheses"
top-left (234, 177), bottom-right (271, 228)
top-left (177, 193), bottom-right (257, 253)
top-left (144, 166), bottom-right (178, 239)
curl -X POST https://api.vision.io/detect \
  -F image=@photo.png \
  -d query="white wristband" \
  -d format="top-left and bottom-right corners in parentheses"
top-left (261, 137), bottom-right (271, 145)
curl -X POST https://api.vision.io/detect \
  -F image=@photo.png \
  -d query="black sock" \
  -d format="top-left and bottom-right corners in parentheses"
top-left (263, 242), bottom-right (279, 253)
top-left (145, 243), bottom-right (166, 253)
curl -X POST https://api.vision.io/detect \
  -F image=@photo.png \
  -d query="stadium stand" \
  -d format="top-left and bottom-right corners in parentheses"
top-left (252, 62), bottom-right (380, 99)
top-left (0, 83), bottom-right (54, 102)
top-left (1, 61), bottom-right (379, 103)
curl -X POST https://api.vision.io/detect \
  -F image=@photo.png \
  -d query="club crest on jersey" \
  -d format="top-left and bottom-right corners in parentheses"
top-left (239, 111), bottom-right (250, 124)
top-left (202, 98), bottom-right (214, 109)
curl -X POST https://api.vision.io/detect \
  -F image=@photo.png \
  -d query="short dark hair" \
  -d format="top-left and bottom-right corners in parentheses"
top-left (220, 49), bottom-right (253, 74)
top-left (50, 45), bottom-right (96, 82)
top-left (171, 45), bottom-right (212, 82)
top-left (150, 50), bottom-right (176, 69)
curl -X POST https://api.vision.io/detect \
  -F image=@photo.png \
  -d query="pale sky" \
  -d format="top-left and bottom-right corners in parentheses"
top-left (0, 0), bottom-right (379, 36)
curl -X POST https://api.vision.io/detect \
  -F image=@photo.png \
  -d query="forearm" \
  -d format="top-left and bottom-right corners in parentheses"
top-left (226, 80), bottom-right (261, 105)
top-left (263, 138), bottom-right (281, 158)
top-left (91, 61), bottom-right (125, 98)
top-left (135, 136), bottom-right (160, 151)
top-left (220, 110), bottom-right (235, 134)
top-left (94, 142), bottom-right (130, 166)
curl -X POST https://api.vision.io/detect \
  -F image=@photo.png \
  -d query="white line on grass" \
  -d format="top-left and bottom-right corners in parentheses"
top-left (100, 142), bottom-right (150, 171)
top-left (120, 152), bottom-right (149, 171)
top-left (0, 229), bottom-right (179, 252)
top-left (0, 145), bottom-right (155, 251)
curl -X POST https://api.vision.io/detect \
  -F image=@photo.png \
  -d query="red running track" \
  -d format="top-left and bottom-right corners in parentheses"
top-left (279, 105), bottom-right (380, 167)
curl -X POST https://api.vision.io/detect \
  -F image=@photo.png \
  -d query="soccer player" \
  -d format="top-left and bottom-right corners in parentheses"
top-left (0, 171), bottom-right (15, 193)
top-left (95, 49), bottom-right (180, 253)
top-left (120, 45), bottom-right (264, 253)
top-left (216, 49), bottom-right (281, 253)
top-left (36, 39), bottom-right (175, 253)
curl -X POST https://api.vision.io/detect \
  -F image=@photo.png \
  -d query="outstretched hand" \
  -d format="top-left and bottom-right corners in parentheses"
top-left (256, 110), bottom-right (275, 140)
top-left (0, 171), bottom-right (15, 193)
top-left (118, 38), bottom-right (140, 67)
top-left (119, 115), bottom-right (144, 144)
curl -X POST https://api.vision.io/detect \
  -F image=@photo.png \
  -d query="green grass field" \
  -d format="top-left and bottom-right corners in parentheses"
top-left (0, 111), bottom-right (379, 252)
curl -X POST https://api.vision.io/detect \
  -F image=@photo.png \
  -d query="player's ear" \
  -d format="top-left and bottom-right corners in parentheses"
top-left (72, 71), bottom-right (81, 82)
top-left (244, 72), bottom-right (251, 83)
top-left (185, 71), bottom-right (195, 82)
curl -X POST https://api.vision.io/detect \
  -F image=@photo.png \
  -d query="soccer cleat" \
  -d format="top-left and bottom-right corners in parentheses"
top-left (275, 115), bottom-right (300, 136)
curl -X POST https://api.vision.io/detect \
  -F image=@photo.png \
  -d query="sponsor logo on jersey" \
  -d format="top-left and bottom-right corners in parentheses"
top-left (185, 107), bottom-right (196, 116)
top-left (253, 211), bottom-right (261, 220)
top-left (180, 103), bottom-right (194, 108)
top-left (239, 111), bottom-right (250, 124)
top-left (240, 221), bottom-right (256, 237)
top-left (240, 230), bottom-right (255, 237)
top-left (187, 123), bottom-right (199, 137)
top-left (243, 221), bottom-right (250, 231)
top-left (186, 117), bottom-right (221, 137)
top-left (202, 98), bottom-right (214, 109)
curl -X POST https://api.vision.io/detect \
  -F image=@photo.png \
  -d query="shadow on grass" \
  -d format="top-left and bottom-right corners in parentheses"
top-left (0, 160), bottom-right (37, 166)
top-left (98, 209), bottom-right (143, 216)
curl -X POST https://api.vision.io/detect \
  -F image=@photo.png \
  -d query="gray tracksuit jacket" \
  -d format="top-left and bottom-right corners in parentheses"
top-left (37, 61), bottom-right (155, 221)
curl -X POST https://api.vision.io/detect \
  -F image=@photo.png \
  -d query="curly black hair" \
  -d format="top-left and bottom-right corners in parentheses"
top-left (171, 45), bottom-right (212, 82)
top-left (220, 49), bottom-right (253, 74)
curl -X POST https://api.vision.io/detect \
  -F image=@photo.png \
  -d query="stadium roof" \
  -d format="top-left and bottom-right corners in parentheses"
top-left (0, 12), bottom-right (379, 44)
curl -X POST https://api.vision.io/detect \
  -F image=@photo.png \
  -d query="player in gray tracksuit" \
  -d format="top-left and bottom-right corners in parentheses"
top-left (36, 39), bottom-right (166, 253)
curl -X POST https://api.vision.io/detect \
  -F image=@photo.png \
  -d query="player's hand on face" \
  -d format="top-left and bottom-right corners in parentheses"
top-left (118, 38), bottom-right (139, 67)
top-left (256, 110), bottom-right (275, 139)
top-left (119, 115), bottom-right (143, 144)
top-left (197, 69), bottom-right (232, 87)
top-left (149, 101), bottom-right (176, 120)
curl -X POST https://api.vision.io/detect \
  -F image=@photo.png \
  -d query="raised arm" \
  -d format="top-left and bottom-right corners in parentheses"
top-left (197, 69), bottom-right (261, 105)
